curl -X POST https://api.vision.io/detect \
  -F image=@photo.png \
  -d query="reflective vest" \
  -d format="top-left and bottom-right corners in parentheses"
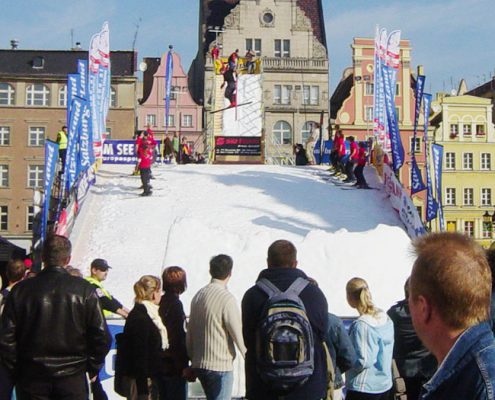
top-left (57, 130), bottom-right (68, 150)
top-left (85, 276), bottom-right (113, 317)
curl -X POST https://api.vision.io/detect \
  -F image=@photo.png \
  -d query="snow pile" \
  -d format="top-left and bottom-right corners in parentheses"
top-left (71, 164), bottom-right (414, 317)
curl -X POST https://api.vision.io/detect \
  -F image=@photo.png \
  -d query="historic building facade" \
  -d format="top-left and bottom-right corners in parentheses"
top-left (0, 49), bottom-right (137, 249)
top-left (137, 51), bottom-right (204, 153)
top-left (189, 0), bottom-right (329, 162)
top-left (331, 37), bottom-right (428, 219)
top-left (430, 94), bottom-right (495, 247)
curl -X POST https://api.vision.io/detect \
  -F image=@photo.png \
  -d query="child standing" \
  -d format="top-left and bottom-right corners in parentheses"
top-left (138, 138), bottom-right (153, 196)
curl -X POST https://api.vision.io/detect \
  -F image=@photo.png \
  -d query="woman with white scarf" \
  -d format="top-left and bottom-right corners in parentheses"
top-left (123, 275), bottom-right (169, 400)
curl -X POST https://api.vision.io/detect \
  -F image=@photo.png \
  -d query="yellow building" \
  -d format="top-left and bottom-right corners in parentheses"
top-left (431, 94), bottom-right (495, 247)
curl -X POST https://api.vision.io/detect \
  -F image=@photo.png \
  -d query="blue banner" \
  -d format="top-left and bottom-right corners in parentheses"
top-left (432, 143), bottom-right (444, 230)
top-left (411, 75), bottom-right (426, 194)
top-left (77, 59), bottom-right (88, 100)
top-left (67, 74), bottom-right (79, 128)
top-left (64, 97), bottom-right (84, 191)
top-left (322, 140), bottom-right (333, 164)
top-left (79, 103), bottom-right (94, 171)
top-left (313, 139), bottom-right (321, 164)
top-left (423, 93), bottom-right (437, 222)
top-left (382, 64), bottom-right (404, 172)
top-left (165, 48), bottom-right (174, 129)
top-left (41, 141), bottom-right (59, 243)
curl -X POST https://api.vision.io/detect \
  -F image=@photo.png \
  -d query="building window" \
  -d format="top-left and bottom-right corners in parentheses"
top-left (476, 124), bottom-right (486, 135)
top-left (445, 152), bottom-right (456, 169)
top-left (481, 153), bottom-right (491, 170)
top-left (274, 39), bottom-right (290, 58)
top-left (273, 85), bottom-right (291, 105)
top-left (0, 206), bottom-right (7, 231)
top-left (58, 85), bottom-right (67, 107)
top-left (483, 219), bottom-right (492, 238)
top-left (410, 137), bottom-right (421, 153)
top-left (146, 114), bottom-right (157, 127)
top-left (463, 124), bottom-right (472, 136)
top-left (29, 127), bottom-right (45, 147)
top-left (28, 165), bottom-right (44, 188)
top-left (481, 188), bottom-right (492, 206)
top-left (182, 115), bottom-right (193, 127)
top-left (396, 83), bottom-right (400, 96)
top-left (301, 121), bottom-right (316, 143)
top-left (110, 87), bottom-right (117, 108)
top-left (0, 126), bottom-right (10, 146)
top-left (395, 107), bottom-right (401, 121)
top-left (273, 120), bottom-right (292, 145)
top-left (26, 206), bottom-right (35, 231)
top-left (166, 114), bottom-right (175, 127)
top-left (464, 221), bottom-right (474, 237)
top-left (365, 82), bottom-right (374, 96)
top-left (246, 38), bottom-right (262, 56)
top-left (0, 83), bottom-right (15, 105)
top-left (0, 165), bottom-right (8, 187)
top-left (450, 124), bottom-right (458, 136)
top-left (26, 84), bottom-right (50, 106)
top-left (463, 188), bottom-right (474, 206)
top-left (445, 188), bottom-right (456, 206)
top-left (365, 106), bottom-right (374, 122)
top-left (463, 153), bottom-right (473, 170)
top-left (302, 86), bottom-right (319, 106)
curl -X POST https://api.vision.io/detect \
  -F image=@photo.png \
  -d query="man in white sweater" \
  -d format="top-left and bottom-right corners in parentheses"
top-left (187, 254), bottom-right (246, 400)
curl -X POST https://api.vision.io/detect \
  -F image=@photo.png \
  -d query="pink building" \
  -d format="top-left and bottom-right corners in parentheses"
top-left (137, 51), bottom-right (203, 153)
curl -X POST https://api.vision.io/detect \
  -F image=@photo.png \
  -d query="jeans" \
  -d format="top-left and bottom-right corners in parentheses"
top-left (157, 375), bottom-right (188, 400)
top-left (16, 372), bottom-right (88, 400)
top-left (195, 369), bottom-right (233, 400)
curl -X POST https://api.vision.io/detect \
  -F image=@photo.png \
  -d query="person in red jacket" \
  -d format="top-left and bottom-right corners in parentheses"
top-left (138, 138), bottom-right (154, 196)
top-left (354, 142), bottom-right (370, 189)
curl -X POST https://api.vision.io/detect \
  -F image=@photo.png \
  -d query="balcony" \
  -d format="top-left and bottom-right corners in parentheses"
top-left (262, 57), bottom-right (328, 72)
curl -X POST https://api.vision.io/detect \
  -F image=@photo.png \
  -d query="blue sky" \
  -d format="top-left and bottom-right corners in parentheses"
top-left (1, 0), bottom-right (493, 94)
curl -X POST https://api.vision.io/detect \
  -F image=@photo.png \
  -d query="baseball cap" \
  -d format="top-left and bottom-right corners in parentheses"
top-left (91, 258), bottom-right (112, 270)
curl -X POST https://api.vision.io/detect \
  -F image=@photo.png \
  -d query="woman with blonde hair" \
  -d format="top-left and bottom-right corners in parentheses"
top-left (345, 277), bottom-right (394, 400)
top-left (122, 275), bottom-right (169, 400)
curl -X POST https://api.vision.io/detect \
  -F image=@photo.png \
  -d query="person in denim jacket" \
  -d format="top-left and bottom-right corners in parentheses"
top-left (409, 232), bottom-right (495, 400)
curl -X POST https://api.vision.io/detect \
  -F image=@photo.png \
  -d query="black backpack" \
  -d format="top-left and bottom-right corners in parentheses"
top-left (255, 277), bottom-right (314, 393)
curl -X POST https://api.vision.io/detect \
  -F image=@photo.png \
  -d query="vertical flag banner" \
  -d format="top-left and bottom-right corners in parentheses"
top-left (41, 141), bottom-right (59, 243)
top-left (411, 75), bottom-right (426, 194)
top-left (373, 27), bottom-right (387, 148)
top-left (97, 22), bottom-right (110, 142)
top-left (423, 93), bottom-right (437, 221)
top-left (165, 46), bottom-right (174, 130)
top-left (80, 103), bottom-right (94, 170)
top-left (89, 33), bottom-right (102, 157)
top-left (77, 60), bottom-right (88, 100)
top-left (67, 74), bottom-right (80, 127)
top-left (64, 97), bottom-right (84, 191)
top-left (382, 30), bottom-right (404, 172)
top-left (432, 143), bottom-right (444, 231)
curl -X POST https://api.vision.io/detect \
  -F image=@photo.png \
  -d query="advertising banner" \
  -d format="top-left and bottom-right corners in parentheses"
top-left (432, 143), bottom-right (444, 231)
top-left (423, 94), bottom-right (438, 222)
top-left (410, 75), bottom-right (426, 194)
top-left (215, 136), bottom-right (261, 156)
top-left (41, 141), bottom-right (59, 243)
top-left (77, 59), bottom-right (88, 100)
top-left (102, 140), bottom-right (162, 164)
top-left (383, 164), bottom-right (426, 238)
top-left (64, 97), bottom-right (85, 191)
top-left (314, 139), bottom-right (321, 164)
top-left (373, 27), bottom-right (387, 147)
top-left (165, 47), bottom-right (174, 130)
top-left (321, 140), bottom-right (333, 164)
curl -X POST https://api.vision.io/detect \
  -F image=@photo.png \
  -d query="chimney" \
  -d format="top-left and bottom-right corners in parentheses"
top-left (10, 39), bottom-right (19, 50)
top-left (75, 42), bottom-right (82, 49)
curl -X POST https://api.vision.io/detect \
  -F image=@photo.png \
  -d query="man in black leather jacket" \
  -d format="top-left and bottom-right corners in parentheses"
top-left (0, 235), bottom-right (111, 399)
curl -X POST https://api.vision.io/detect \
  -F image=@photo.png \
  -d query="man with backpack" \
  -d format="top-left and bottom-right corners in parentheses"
top-left (241, 240), bottom-right (329, 400)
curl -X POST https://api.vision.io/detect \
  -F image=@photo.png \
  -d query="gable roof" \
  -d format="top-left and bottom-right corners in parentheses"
top-left (0, 50), bottom-right (136, 78)
top-left (296, 0), bottom-right (327, 48)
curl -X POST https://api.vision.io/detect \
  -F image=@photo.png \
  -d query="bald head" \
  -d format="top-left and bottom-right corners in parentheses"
top-left (267, 240), bottom-right (297, 269)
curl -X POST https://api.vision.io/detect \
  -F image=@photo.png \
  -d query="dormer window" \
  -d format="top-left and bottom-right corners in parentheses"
top-left (32, 56), bottom-right (45, 69)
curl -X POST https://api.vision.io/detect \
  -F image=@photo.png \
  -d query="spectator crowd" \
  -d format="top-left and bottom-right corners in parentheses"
top-left (1, 233), bottom-right (495, 400)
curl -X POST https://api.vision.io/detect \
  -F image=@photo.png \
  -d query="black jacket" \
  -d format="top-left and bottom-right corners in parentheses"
top-left (242, 268), bottom-right (329, 400)
top-left (387, 299), bottom-right (436, 379)
top-left (123, 303), bottom-right (165, 394)
top-left (0, 266), bottom-right (111, 378)
top-left (159, 291), bottom-right (188, 376)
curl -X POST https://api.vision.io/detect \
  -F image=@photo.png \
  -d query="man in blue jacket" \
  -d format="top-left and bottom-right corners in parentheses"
top-left (242, 240), bottom-right (329, 400)
top-left (409, 232), bottom-right (495, 400)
